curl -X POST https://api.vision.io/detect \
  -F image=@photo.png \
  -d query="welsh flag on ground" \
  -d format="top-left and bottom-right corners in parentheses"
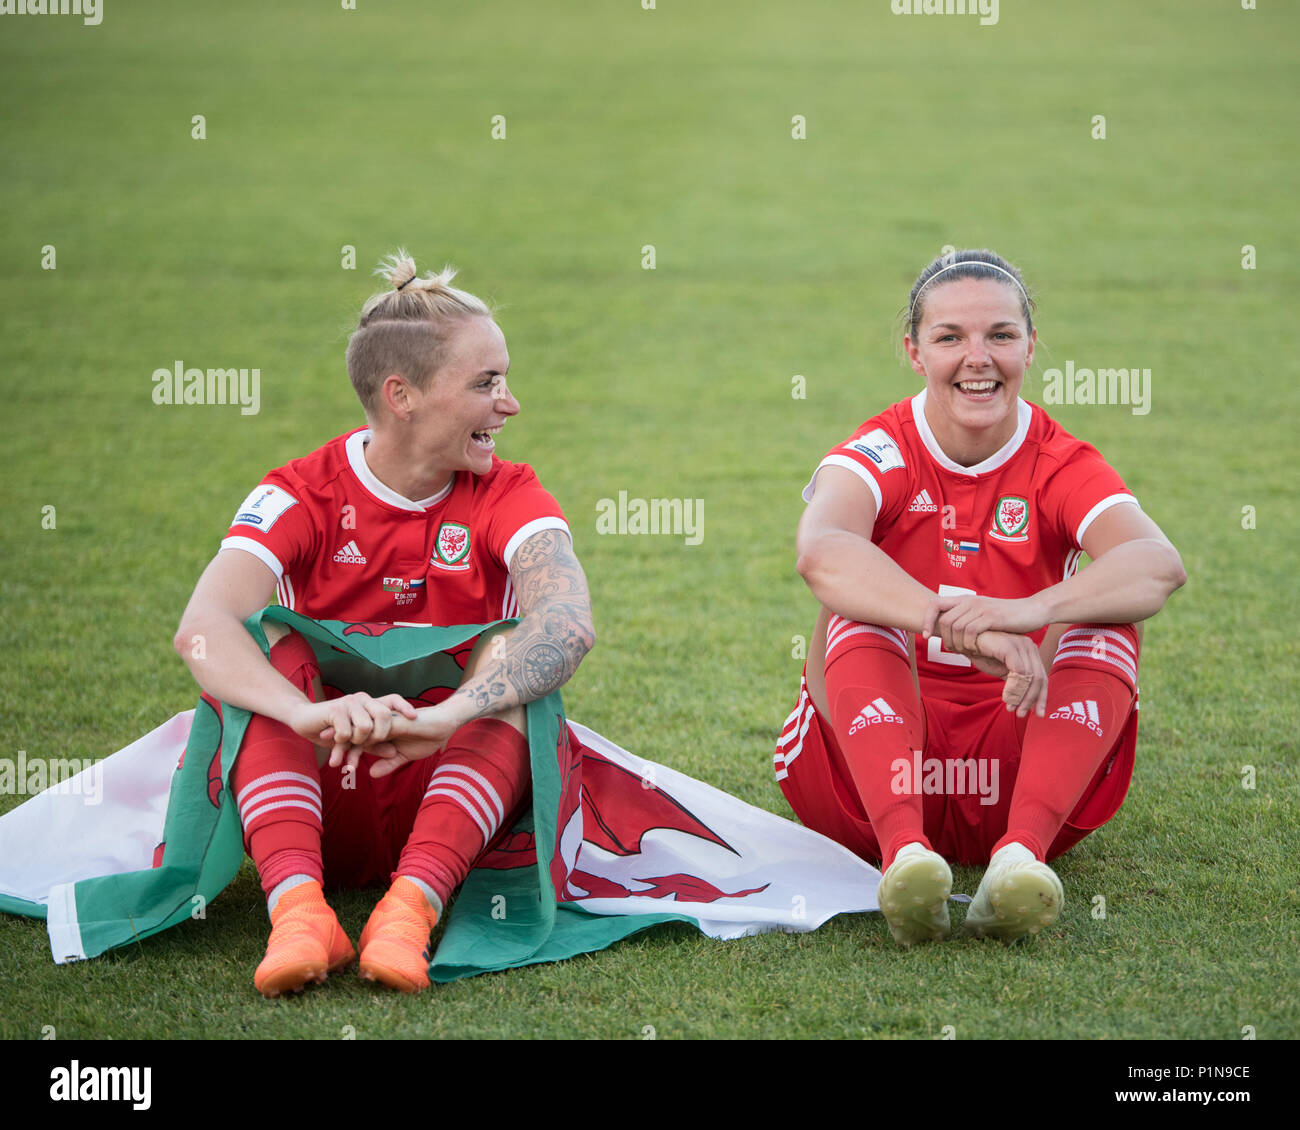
top-left (0, 608), bottom-right (879, 978)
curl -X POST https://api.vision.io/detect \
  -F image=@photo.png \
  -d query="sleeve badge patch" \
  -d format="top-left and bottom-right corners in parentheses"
top-left (844, 428), bottom-right (906, 473)
top-left (231, 484), bottom-right (298, 531)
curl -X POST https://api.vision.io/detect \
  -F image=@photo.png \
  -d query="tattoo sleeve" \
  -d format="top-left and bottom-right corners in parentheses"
top-left (449, 529), bottom-right (596, 717)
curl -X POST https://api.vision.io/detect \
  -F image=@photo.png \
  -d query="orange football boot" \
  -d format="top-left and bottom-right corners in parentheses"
top-left (358, 877), bottom-right (438, 993)
top-left (254, 880), bottom-right (356, 999)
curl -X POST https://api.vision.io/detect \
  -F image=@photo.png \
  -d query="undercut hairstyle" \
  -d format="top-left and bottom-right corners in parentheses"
top-left (345, 249), bottom-right (495, 414)
top-left (903, 249), bottom-right (1036, 341)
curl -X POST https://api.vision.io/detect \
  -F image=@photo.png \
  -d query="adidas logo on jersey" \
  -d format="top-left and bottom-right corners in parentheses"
top-left (333, 540), bottom-right (367, 565)
top-left (908, 490), bottom-right (938, 514)
top-left (848, 697), bottom-right (905, 736)
top-left (1049, 700), bottom-right (1104, 737)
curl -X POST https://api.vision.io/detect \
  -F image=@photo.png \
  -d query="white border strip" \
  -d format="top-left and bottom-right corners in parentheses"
top-left (503, 517), bottom-right (572, 569)
top-left (802, 455), bottom-right (883, 515)
top-left (1075, 493), bottom-right (1140, 546)
top-left (46, 883), bottom-right (86, 965)
top-left (220, 537), bottom-right (285, 582)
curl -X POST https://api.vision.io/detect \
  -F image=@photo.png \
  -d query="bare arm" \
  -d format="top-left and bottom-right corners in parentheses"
top-left (174, 548), bottom-right (415, 747)
top-left (1040, 504), bottom-right (1186, 625)
top-left (795, 465), bottom-right (936, 633)
top-left (174, 549), bottom-right (308, 724)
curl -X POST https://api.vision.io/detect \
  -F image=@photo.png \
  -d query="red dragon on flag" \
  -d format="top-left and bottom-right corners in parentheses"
top-left (478, 722), bottom-right (770, 905)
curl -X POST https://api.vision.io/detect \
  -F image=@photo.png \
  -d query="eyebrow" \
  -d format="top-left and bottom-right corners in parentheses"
top-left (930, 321), bottom-right (1020, 332)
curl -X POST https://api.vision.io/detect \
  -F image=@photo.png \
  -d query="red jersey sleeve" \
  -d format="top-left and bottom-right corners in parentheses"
top-left (801, 412), bottom-right (912, 532)
top-left (480, 463), bottom-right (571, 571)
top-left (220, 473), bottom-right (320, 582)
top-left (1038, 442), bottom-right (1139, 552)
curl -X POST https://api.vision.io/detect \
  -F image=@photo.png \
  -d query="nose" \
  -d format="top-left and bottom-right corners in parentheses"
top-left (963, 341), bottom-right (992, 368)
top-left (494, 380), bottom-right (520, 416)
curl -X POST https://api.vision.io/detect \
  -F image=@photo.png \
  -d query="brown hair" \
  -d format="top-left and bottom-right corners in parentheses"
top-left (903, 248), bottom-right (1035, 340)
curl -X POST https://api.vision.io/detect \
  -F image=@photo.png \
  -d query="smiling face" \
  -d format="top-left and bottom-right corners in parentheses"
top-left (406, 315), bottom-right (518, 477)
top-left (904, 277), bottom-right (1036, 465)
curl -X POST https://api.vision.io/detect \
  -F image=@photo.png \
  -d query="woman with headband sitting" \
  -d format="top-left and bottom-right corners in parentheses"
top-left (774, 249), bottom-right (1185, 945)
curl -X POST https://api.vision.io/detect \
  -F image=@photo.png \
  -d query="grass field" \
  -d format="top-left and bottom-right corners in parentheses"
top-left (1, 0), bottom-right (1297, 1042)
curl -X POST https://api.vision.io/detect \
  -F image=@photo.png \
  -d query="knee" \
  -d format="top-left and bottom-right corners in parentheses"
top-left (263, 619), bottom-right (292, 648)
top-left (492, 704), bottom-right (527, 736)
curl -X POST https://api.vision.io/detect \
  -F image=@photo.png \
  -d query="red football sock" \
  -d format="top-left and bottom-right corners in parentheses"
top-left (395, 718), bottom-right (531, 907)
top-left (995, 624), bottom-right (1140, 860)
top-left (823, 615), bottom-right (929, 870)
top-left (229, 632), bottom-right (325, 896)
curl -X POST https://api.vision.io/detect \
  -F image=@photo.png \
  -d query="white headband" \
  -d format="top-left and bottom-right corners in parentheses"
top-left (908, 261), bottom-right (1030, 328)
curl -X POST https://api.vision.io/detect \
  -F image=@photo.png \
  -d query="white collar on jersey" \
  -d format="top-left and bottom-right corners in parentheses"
top-left (345, 428), bottom-right (455, 512)
top-left (912, 389), bottom-right (1032, 475)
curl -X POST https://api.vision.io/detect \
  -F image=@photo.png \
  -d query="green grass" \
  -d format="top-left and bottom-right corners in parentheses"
top-left (1, 0), bottom-right (1297, 1040)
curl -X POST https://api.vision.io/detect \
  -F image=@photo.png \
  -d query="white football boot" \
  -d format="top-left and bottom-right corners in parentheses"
top-left (876, 842), bottom-right (952, 945)
top-left (963, 842), bottom-right (1064, 941)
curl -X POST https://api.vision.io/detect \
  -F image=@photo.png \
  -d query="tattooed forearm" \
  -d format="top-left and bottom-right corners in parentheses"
top-left (449, 529), bottom-right (595, 719)
top-left (522, 640), bottom-right (567, 696)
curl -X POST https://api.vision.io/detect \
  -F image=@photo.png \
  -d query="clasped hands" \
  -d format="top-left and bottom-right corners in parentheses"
top-left (285, 695), bottom-right (462, 778)
top-left (920, 593), bottom-right (1052, 718)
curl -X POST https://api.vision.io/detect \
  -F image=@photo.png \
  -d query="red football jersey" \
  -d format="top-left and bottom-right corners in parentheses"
top-left (221, 426), bottom-right (570, 625)
top-left (803, 390), bottom-right (1139, 703)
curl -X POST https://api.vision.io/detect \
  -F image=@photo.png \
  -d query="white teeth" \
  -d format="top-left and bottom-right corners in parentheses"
top-left (959, 380), bottom-right (998, 392)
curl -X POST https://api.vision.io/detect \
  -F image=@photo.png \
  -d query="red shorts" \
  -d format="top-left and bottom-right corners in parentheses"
top-left (773, 669), bottom-right (1138, 865)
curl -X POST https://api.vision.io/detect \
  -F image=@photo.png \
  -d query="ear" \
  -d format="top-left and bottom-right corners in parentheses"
top-left (904, 334), bottom-right (926, 378)
top-left (1024, 327), bottom-right (1037, 370)
top-left (379, 373), bottom-right (412, 419)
